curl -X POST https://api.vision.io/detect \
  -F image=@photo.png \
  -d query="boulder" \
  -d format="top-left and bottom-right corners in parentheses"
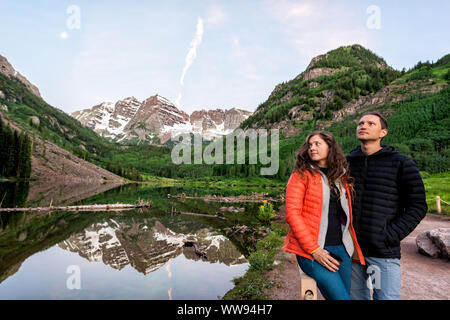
top-left (30, 116), bottom-right (40, 126)
top-left (416, 231), bottom-right (441, 258)
top-left (416, 228), bottom-right (450, 259)
top-left (428, 228), bottom-right (450, 259)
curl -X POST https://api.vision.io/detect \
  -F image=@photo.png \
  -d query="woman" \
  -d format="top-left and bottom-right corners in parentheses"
top-left (282, 131), bottom-right (365, 300)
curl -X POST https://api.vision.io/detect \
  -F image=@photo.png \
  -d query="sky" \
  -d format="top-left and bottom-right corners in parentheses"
top-left (1, 0), bottom-right (449, 115)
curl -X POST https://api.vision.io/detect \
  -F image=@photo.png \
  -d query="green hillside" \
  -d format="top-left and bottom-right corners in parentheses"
top-left (0, 73), bottom-right (169, 180)
top-left (241, 45), bottom-right (401, 128)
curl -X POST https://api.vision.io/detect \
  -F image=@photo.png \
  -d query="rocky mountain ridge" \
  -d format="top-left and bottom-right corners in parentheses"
top-left (0, 55), bottom-right (41, 99)
top-left (71, 95), bottom-right (252, 144)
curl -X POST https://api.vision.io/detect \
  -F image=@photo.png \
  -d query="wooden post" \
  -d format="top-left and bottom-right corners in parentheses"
top-left (436, 196), bottom-right (441, 214)
top-left (298, 266), bottom-right (317, 300)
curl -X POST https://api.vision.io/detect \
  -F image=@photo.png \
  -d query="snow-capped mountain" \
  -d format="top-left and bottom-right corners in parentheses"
top-left (71, 94), bottom-right (252, 144)
top-left (58, 219), bottom-right (247, 274)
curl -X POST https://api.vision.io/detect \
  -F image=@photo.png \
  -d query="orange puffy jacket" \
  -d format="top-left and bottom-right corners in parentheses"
top-left (282, 170), bottom-right (365, 265)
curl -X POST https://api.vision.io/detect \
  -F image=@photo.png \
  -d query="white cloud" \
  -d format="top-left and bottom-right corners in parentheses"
top-left (264, 0), bottom-right (373, 65)
top-left (205, 4), bottom-right (227, 27)
top-left (231, 36), bottom-right (247, 59)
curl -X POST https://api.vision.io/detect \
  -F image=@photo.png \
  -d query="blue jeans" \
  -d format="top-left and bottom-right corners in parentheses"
top-left (297, 245), bottom-right (352, 300)
top-left (350, 257), bottom-right (401, 300)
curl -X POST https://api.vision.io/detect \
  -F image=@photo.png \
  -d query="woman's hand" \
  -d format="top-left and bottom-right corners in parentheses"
top-left (311, 248), bottom-right (340, 272)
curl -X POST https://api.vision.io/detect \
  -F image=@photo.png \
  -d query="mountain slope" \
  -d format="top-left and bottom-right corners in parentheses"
top-left (0, 55), bottom-right (41, 98)
top-left (240, 44), bottom-right (400, 134)
top-left (0, 56), bottom-right (130, 185)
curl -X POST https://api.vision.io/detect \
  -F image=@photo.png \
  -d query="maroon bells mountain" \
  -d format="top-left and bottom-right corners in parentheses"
top-left (71, 94), bottom-right (252, 144)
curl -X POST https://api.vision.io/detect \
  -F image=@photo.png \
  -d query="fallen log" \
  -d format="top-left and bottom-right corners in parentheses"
top-left (170, 207), bottom-right (225, 219)
top-left (0, 202), bottom-right (151, 213)
top-left (167, 194), bottom-right (281, 203)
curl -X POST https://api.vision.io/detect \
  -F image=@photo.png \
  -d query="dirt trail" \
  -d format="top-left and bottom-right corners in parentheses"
top-left (267, 214), bottom-right (449, 300)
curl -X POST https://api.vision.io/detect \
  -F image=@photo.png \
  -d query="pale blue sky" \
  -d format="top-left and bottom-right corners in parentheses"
top-left (1, 0), bottom-right (449, 115)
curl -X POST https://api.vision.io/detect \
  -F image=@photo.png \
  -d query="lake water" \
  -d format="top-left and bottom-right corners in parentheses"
top-left (0, 183), bottom-right (278, 299)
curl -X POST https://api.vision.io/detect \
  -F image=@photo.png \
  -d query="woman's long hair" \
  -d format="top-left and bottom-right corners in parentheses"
top-left (293, 131), bottom-right (354, 197)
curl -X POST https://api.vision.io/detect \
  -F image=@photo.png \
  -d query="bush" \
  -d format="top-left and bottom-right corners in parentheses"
top-left (248, 250), bottom-right (274, 271)
top-left (257, 201), bottom-right (275, 222)
top-left (256, 231), bottom-right (284, 251)
top-left (444, 70), bottom-right (450, 81)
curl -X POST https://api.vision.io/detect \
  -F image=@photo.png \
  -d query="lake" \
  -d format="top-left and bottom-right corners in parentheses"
top-left (0, 182), bottom-right (279, 299)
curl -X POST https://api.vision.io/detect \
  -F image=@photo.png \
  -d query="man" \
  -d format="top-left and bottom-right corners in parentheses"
top-left (347, 112), bottom-right (427, 300)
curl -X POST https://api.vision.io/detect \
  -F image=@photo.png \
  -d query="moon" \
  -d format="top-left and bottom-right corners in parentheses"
top-left (60, 32), bottom-right (68, 39)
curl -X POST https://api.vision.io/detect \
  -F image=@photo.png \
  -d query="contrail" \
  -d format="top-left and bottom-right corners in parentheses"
top-left (180, 17), bottom-right (204, 86)
top-left (175, 92), bottom-right (182, 107)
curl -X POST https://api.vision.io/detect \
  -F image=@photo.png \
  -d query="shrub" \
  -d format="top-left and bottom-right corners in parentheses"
top-left (248, 250), bottom-right (274, 271)
top-left (257, 201), bottom-right (275, 222)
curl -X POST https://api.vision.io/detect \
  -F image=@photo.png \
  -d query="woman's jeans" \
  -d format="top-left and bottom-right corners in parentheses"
top-left (297, 245), bottom-right (351, 300)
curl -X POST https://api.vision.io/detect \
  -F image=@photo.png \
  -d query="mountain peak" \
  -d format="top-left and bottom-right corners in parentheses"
top-left (0, 54), bottom-right (42, 98)
top-left (142, 93), bottom-right (175, 107)
top-left (72, 94), bottom-right (252, 144)
top-left (305, 44), bottom-right (389, 71)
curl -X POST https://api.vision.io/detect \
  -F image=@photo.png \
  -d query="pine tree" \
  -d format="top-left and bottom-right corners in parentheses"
top-left (6, 130), bottom-right (15, 176)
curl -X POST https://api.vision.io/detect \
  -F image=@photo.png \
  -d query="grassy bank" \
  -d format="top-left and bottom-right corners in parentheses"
top-left (422, 171), bottom-right (450, 215)
top-left (221, 220), bottom-right (288, 300)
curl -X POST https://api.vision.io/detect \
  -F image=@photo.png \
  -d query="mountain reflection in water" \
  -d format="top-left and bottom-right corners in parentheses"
top-left (0, 210), bottom-right (250, 299)
top-left (0, 183), bottom-right (276, 299)
top-left (58, 218), bottom-right (248, 275)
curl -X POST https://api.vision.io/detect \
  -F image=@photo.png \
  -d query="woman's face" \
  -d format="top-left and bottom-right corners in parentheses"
top-left (307, 135), bottom-right (329, 167)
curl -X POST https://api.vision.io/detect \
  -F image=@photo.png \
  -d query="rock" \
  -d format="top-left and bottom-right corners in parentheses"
top-left (301, 67), bottom-right (341, 81)
top-left (219, 206), bottom-right (228, 211)
top-left (30, 116), bottom-right (40, 126)
top-left (17, 231), bottom-right (27, 242)
top-left (0, 90), bottom-right (5, 99)
top-left (428, 228), bottom-right (450, 259)
top-left (416, 231), bottom-right (441, 258)
top-left (0, 104), bottom-right (7, 111)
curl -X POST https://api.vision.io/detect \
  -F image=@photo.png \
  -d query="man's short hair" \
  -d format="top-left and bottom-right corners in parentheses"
top-left (362, 111), bottom-right (388, 130)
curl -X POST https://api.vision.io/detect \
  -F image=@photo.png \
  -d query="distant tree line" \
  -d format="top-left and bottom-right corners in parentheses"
top-left (0, 119), bottom-right (32, 179)
top-left (105, 162), bottom-right (143, 181)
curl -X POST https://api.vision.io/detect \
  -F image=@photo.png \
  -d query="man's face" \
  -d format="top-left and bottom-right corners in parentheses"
top-left (356, 115), bottom-right (387, 142)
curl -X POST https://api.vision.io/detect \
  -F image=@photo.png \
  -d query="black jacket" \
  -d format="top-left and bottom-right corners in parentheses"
top-left (347, 145), bottom-right (427, 259)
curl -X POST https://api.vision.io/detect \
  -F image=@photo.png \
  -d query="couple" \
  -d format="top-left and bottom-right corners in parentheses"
top-left (283, 112), bottom-right (428, 300)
